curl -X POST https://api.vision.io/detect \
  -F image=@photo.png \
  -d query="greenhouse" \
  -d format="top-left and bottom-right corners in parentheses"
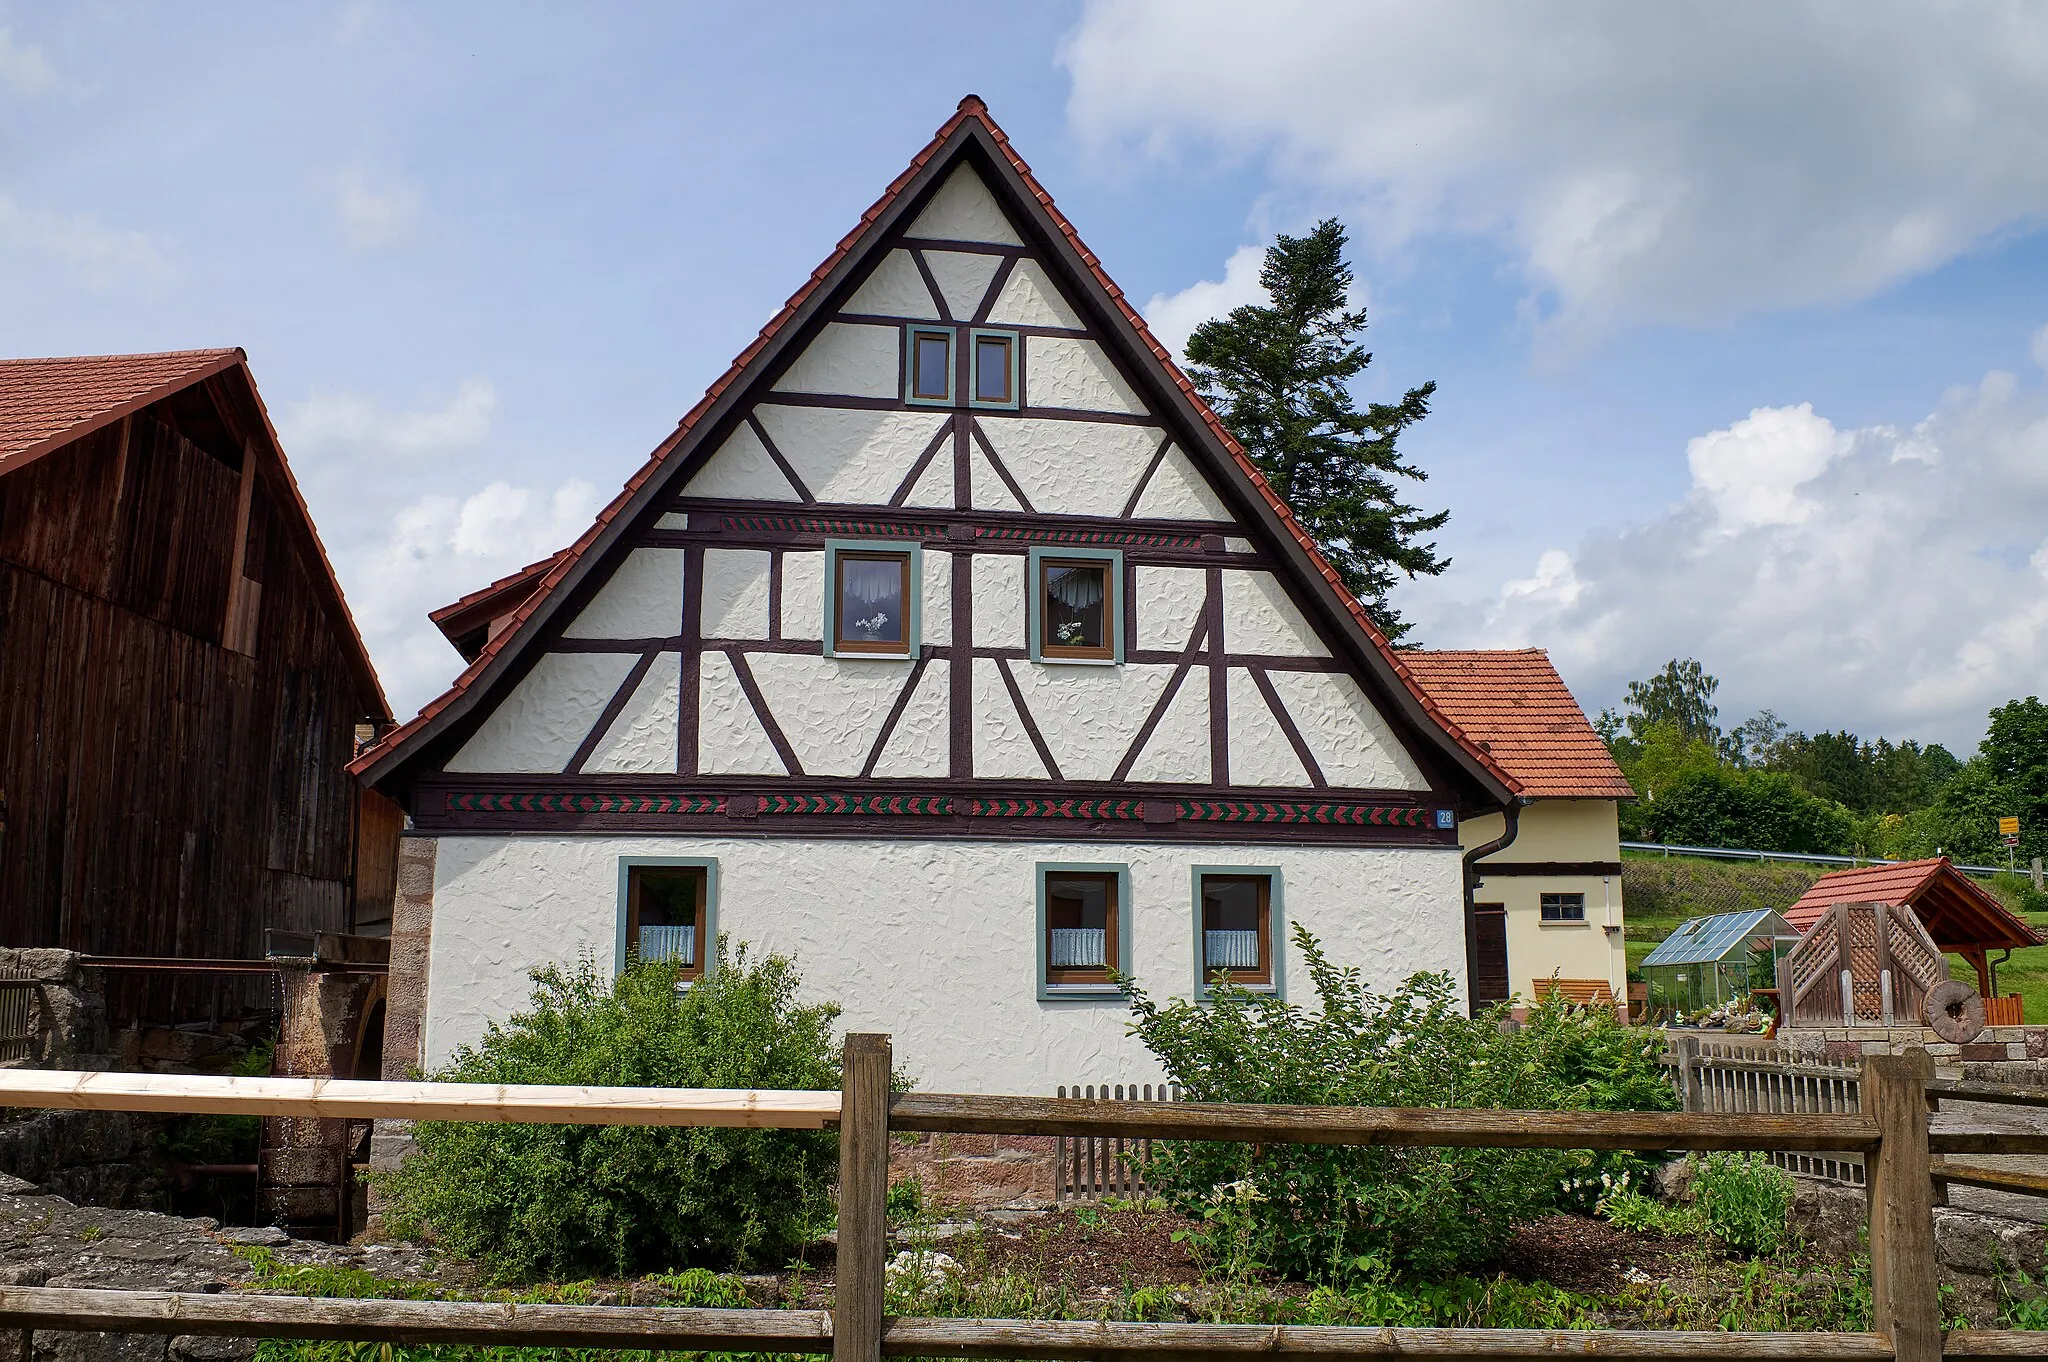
top-left (1640, 908), bottom-right (1800, 1018)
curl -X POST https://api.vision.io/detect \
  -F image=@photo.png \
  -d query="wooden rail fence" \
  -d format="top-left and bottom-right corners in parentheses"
top-left (0, 1041), bottom-right (2041, 1361)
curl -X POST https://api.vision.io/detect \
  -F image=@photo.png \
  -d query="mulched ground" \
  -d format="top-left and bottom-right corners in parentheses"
top-left (971, 1205), bottom-right (1205, 1290)
top-left (1499, 1214), bottom-right (1699, 1296)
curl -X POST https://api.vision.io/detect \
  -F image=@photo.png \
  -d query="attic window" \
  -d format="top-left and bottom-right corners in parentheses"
top-left (1029, 547), bottom-right (1122, 664)
top-left (969, 329), bottom-right (1018, 408)
top-left (906, 327), bottom-right (953, 405)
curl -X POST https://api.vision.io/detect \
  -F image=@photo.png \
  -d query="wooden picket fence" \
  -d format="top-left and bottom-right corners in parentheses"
top-left (0, 972), bottom-right (37, 1065)
top-left (1054, 1081), bottom-right (1178, 1200)
top-left (0, 1046), bottom-right (2044, 1361)
top-left (1667, 1034), bottom-right (1870, 1185)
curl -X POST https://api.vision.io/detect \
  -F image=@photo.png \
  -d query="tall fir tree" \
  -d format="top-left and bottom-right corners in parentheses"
top-left (1184, 219), bottom-right (1447, 644)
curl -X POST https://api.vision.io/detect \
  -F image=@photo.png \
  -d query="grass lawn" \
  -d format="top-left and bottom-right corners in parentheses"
top-left (1621, 851), bottom-right (2048, 1022)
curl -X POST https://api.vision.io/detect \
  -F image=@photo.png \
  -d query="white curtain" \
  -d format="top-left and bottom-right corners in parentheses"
top-left (1049, 927), bottom-right (1107, 968)
top-left (1204, 930), bottom-right (1260, 970)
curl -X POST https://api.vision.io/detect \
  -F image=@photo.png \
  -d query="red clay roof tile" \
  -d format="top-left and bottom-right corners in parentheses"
top-left (0, 349), bottom-right (243, 476)
top-left (1402, 650), bottom-right (1633, 799)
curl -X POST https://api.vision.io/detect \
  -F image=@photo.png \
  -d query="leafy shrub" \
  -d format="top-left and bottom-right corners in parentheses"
top-left (1120, 927), bottom-right (1672, 1282)
top-left (375, 941), bottom-right (841, 1281)
top-left (1692, 1151), bottom-right (1793, 1256)
top-left (1597, 1183), bottom-right (1700, 1237)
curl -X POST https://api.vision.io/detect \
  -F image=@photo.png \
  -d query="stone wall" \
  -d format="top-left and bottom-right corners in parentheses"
top-left (1792, 1176), bottom-right (2045, 1325)
top-left (1781, 1024), bottom-right (2048, 1067)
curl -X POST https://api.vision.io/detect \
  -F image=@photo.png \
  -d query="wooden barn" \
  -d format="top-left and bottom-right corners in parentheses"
top-left (0, 349), bottom-right (398, 1027)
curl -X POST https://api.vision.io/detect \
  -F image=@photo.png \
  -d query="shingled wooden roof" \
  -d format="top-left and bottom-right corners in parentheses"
top-left (1784, 857), bottom-right (2040, 951)
top-left (0, 347), bottom-right (389, 717)
top-left (1403, 649), bottom-right (1634, 799)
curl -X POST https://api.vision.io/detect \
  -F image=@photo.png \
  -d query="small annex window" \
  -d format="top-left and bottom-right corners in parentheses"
top-left (969, 329), bottom-right (1019, 409)
top-left (1541, 892), bottom-right (1587, 924)
top-left (1193, 868), bottom-right (1280, 996)
top-left (1027, 546), bottom-right (1123, 665)
top-left (1037, 864), bottom-right (1128, 997)
top-left (905, 326), bottom-right (954, 406)
top-left (621, 861), bottom-right (714, 983)
top-left (824, 539), bottom-right (920, 658)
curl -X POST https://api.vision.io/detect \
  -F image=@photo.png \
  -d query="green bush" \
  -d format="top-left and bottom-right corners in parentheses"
top-left (374, 941), bottom-right (841, 1281)
top-left (1692, 1152), bottom-right (1794, 1256)
top-left (1119, 927), bottom-right (1672, 1282)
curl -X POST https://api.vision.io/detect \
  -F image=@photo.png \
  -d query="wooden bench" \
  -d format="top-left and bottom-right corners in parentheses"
top-left (1530, 978), bottom-right (1617, 1008)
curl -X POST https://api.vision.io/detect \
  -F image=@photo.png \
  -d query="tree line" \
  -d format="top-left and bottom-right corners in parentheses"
top-left (1598, 658), bottom-right (2048, 874)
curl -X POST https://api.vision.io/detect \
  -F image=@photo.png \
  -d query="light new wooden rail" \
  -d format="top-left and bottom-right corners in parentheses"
top-left (0, 1069), bottom-right (841, 1128)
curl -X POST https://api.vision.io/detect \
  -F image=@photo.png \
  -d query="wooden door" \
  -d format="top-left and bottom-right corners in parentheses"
top-left (1469, 903), bottom-right (1509, 1014)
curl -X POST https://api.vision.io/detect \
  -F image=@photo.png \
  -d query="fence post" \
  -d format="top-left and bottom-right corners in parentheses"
top-left (1676, 1035), bottom-right (1703, 1112)
top-left (834, 1033), bottom-right (891, 1362)
top-left (1865, 1048), bottom-right (1939, 1362)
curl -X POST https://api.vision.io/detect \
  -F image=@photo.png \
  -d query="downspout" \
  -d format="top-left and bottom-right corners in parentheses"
top-left (1462, 799), bottom-right (1525, 1017)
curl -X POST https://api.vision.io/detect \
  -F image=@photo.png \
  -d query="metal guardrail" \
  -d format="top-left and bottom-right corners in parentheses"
top-left (1622, 841), bottom-right (2008, 877)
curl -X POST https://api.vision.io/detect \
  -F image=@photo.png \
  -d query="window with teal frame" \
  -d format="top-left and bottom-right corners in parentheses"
top-left (904, 326), bottom-right (954, 406)
top-left (1027, 545), bottom-right (1123, 665)
top-left (1036, 862), bottom-right (1132, 1001)
top-left (824, 539), bottom-right (922, 659)
top-left (1190, 865), bottom-right (1284, 999)
top-left (968, 329), bottom-right (1020, 410)
top-left (617, 857), bottom-right (720, 983)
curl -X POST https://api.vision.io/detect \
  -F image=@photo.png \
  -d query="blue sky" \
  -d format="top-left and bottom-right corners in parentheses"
top-left (4, 2), bottom-right (2045, 752)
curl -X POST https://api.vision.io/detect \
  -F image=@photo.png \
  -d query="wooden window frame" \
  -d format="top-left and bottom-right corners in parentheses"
top-left (1035, 863), bottom-right (1130, 999)
top-left (904, 326), bottom-right (955, 406)
top-left (617, 857), bottom-right (718, 983)
top-left (1540, 892), bottom-right (1588, 924)
top-left (824, 539), bottom-right (921, 659)
top-left (967, 328), bottom-right (1020, 410)
top-left (1026, 545), bottom-right (1123, 665)
top-left (1191, 865), bottom-right (1284, 999)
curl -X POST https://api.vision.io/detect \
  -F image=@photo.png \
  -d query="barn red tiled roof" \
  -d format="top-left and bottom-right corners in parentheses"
top-left (1402, 650), bottom-right (1633, 799)
top-left (349, 97), bottom-right (1517, 795)
top-left (1782, 857), bottom-right (2040, 949)
top-left (0, 346), bottom-right (390, 719)
top-left (0, 348), bottom-right (242, 477)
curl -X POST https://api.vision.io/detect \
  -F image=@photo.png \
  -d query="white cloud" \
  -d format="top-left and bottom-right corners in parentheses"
top-left (0, 27), bottom-right (60, 97)
top-left (281, 379), bottom-right (495, 458)
top-left (331, 164), bottom-right (422, 249)
top-left (1065, 1), bottom-right (2048, 347)
top-left (1142, 244), bottom-right (1266, 361)
top-left (0, 196), bottom-right (168, 289)
top-left (342, 478), bottom-right (600, 719)
top-left (1405, 362), bottom-right (2048, 750)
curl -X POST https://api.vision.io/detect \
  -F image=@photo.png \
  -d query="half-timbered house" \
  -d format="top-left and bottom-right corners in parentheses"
top-left (0, 349), bottom-right (398, 1025)
top-left (353, 98), bottom-right (1524, 1092)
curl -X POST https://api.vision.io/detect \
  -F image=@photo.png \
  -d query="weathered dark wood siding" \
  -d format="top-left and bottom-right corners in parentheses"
top-left (0, 380), bottom-right (387, 1021)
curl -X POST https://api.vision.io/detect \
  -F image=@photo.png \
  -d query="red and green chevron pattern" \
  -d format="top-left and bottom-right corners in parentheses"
top-left (448, 792), bottom-right (725, 816)
top-left (973, 524), bottom-right (1202, 550)
top-left (759, 793), bottom-right (953, 816)
top-left (447, 791), bottom-right (1430, 828)
top-left (722, 514), bottom-right (926, 539)
top-left (968, 798), bottom-right (1146, 819)
top-left (1176, 801), bottom-right (1427, 826)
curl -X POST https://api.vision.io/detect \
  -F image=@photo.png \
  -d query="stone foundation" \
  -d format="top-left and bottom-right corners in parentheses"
top-left (1780, 1025), bottom-right (2048, 1066)
top-left (889, 1131), bottom-right (1060, 1209)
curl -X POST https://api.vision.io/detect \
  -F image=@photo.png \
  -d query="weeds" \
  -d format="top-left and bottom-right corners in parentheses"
top-left (1690, 1152), bottom-right (1794, 1257)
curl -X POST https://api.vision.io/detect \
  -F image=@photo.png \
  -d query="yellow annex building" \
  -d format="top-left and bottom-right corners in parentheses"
top-left (1406, 651), bottom-right (1635, 1016)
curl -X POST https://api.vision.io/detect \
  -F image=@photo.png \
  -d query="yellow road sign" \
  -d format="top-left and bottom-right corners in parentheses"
top-left (2000, 816), bottom-right (2021, 836)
